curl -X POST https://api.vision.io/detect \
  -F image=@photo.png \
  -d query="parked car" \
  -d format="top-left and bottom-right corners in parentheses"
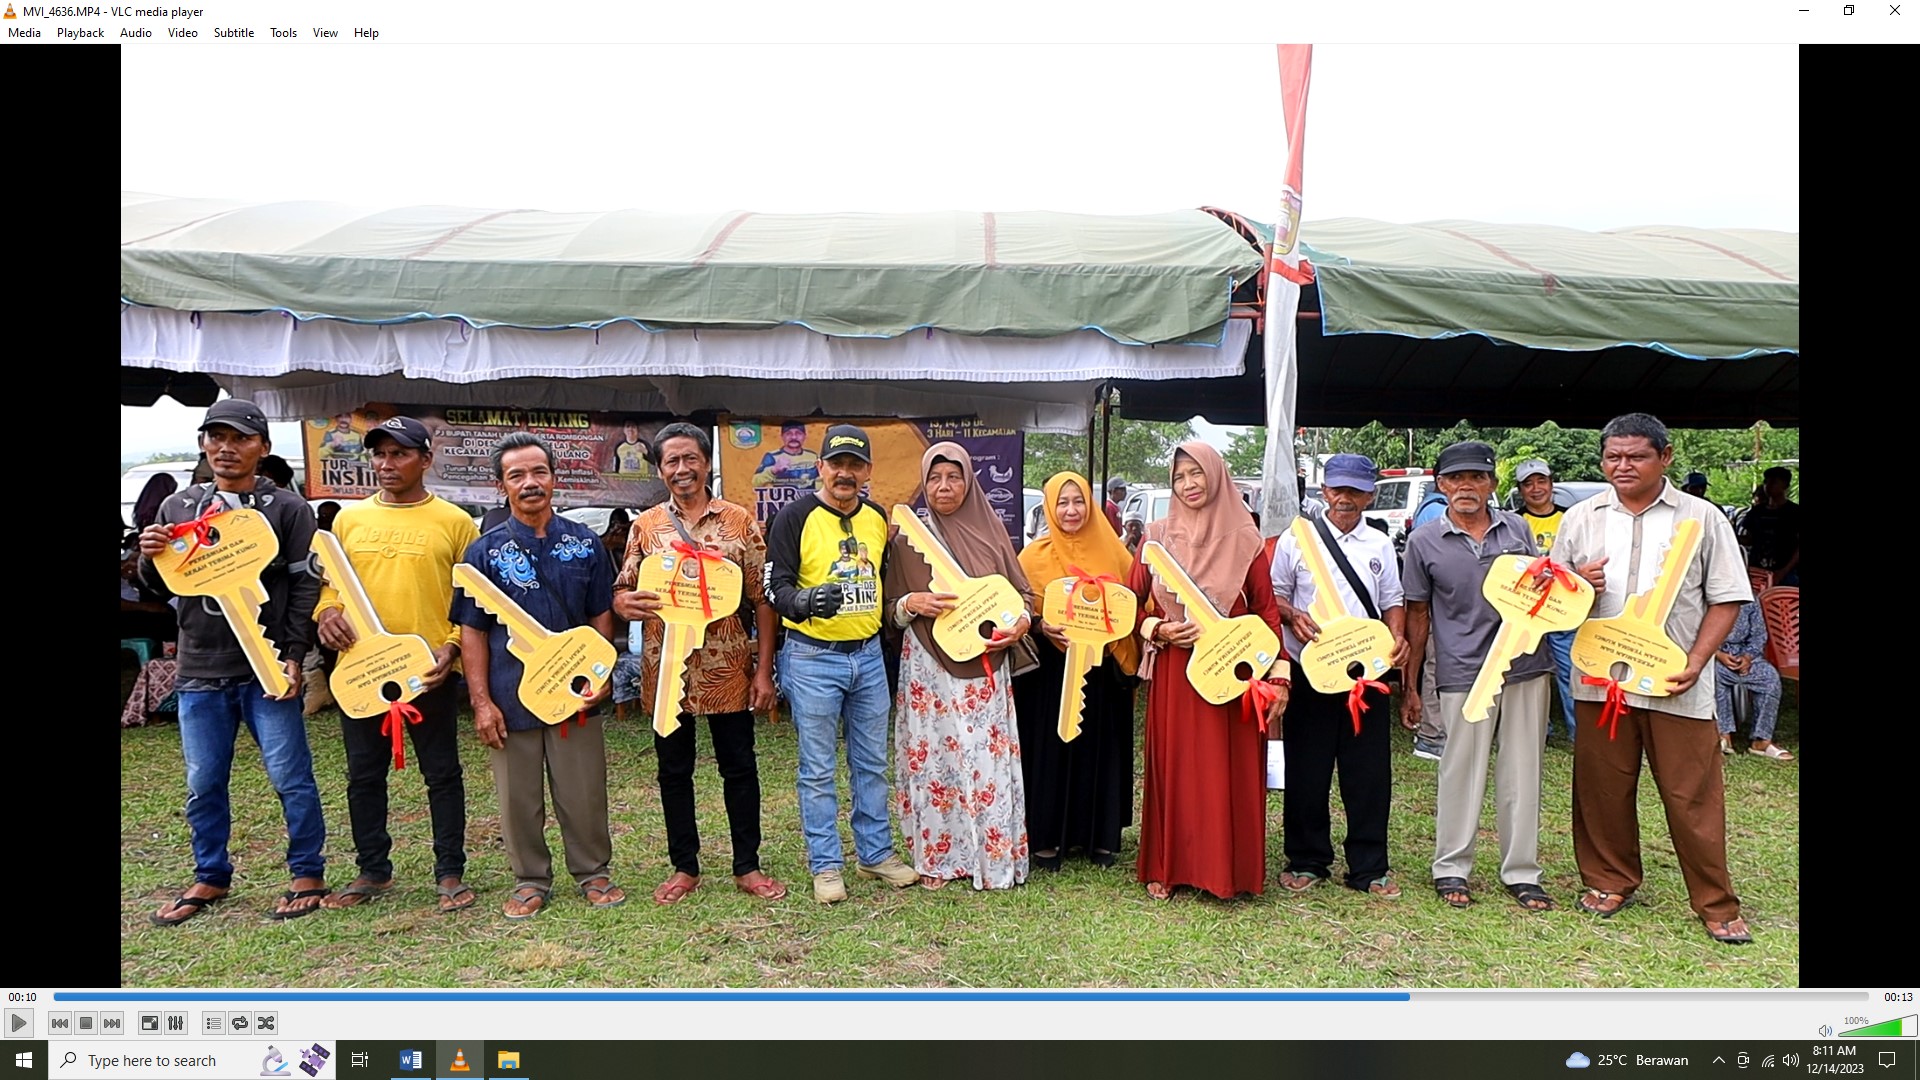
top-left (120, 457), bottom-right (307, 529)
top-left (1361, 468), bottom-right (1437, 538)
top-left (1502, 480), bottom-right (1610, 512)
top-left (1122, 479), bottom-right (1260, 526)
top-left (1023, 487), bottom-right (1046, 544)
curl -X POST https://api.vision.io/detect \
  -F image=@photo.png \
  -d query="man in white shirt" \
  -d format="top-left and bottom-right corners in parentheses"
top-left (1270, 454), bottom-right (1409, 898)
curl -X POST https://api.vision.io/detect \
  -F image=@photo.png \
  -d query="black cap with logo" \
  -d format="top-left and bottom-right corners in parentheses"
top-left (198, 399), bottom-right (270, 439)
top-left (820, 424), bottom-right (873, 463)
top-left (365, 416), bottom-right (433, 451)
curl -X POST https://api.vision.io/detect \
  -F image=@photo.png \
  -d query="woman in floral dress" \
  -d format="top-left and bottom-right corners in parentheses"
top-left (884, 443), bottom-right (1036, 890)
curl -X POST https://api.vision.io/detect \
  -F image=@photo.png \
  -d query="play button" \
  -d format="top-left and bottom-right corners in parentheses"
top-left (3, 1009), bottom-right (29, 1037)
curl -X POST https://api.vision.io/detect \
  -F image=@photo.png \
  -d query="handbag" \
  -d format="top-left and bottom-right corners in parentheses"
top-left (1309, 513), bottom-right (1401, 684)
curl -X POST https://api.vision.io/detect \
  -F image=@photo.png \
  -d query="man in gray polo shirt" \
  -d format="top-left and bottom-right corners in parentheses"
top-left (1401, 441), bottom-right (1556, 913)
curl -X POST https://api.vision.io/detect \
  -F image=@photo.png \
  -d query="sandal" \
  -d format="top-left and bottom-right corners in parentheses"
top-left (1577, 888), bottom-right (1633, 918)
top-left (320, 877), bottom-right (393, 910)
top-left (652, 872), bottom-right (700, 906)
top-left (1278, 869), bottom-right (1324, 893)
top-left (1144, 881), bottom-right (1172, 901)
top-left (1090, 849), bottom-right (1117, 869)
top-left (1507, 882), bottom-right (1555, 912)
top-left (1705, 916), bottom-right (1753, 945)
top-left (503, 885), bottom-right (550, 920)
top-left (733, 871), bottom-right (787, 901)
top-left (581, 876), bottom-right (628, 909)
top-left (1363, 874), bottom-right (1402, 900)
top-left (1434, 877), bottom-right (1473, 909)
top-left (435, 878), bottom-right (477, 913)
top-left (1032, 850), bottom-right (1062, 871)
top-left (267, 884), bottom-right (331, 920)
top-left (1749, 744), bottom-right (1795, 761)
top-left (1718, 734), bottom-right (1734, 756)
top-left (150, 888), bottom-right (226, 927)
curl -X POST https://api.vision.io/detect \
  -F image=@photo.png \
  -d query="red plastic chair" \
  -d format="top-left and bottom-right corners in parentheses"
top-left (1747, 566), bottom-right (1774, 597)
top-left (1758, 586), bottom-right (1798, 682)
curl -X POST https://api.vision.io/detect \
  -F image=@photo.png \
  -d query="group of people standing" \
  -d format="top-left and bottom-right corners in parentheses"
top-left (134, 400), bottom-right (1762, 947)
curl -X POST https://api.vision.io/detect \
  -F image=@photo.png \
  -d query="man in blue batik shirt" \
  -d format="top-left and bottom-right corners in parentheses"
top-left (452, 433), bottom-right (624, 920)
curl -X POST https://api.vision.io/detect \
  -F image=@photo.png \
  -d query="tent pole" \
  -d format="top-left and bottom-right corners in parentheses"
top-left (1099, 384), bottom-right (1114, 501)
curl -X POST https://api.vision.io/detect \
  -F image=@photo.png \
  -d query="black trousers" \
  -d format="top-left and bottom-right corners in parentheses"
top-left (1281, 661), bottom-right (1393, 889)
top-left (657, 709), bottom-right (762, 878)
top-left (339, 682), bottom-right (467, 882)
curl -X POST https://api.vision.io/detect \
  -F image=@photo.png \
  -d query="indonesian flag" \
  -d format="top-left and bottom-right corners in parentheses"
top-left (1258, 45), bottom-right (1315, 536)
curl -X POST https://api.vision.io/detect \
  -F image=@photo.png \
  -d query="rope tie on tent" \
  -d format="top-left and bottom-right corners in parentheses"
top-left (190, 312), bottom-right (202, 330)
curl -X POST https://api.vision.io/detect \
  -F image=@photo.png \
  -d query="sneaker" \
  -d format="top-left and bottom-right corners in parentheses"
top-left (811, 869), bottom-right (848, 905)
top-left (1412, 738), bottom-right (1445, 762)
top-left (855, 855), bottom-right (920, 888)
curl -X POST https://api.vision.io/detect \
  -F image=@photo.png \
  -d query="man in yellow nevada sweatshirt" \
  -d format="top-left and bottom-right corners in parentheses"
top-left (312, 416), bottom-right (481, 913)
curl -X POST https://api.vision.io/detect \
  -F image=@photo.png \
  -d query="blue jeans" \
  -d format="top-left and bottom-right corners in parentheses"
top-left (781, 635), bottom-right (895, 873)
top-left (177, 681), bottom-right (327, 888)
top-left (1546, 629), bottom-right (1576, 739)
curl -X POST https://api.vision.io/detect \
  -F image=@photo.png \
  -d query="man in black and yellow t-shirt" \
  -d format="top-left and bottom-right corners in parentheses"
top-left (766, 424), bottom-right (920, 904)
top-left (1514, 458), bottom-right (1575, 741)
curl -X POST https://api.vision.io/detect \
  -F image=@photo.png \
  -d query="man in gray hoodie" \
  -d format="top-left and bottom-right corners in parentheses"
top-left (138, 400), bottom-right (329, 924)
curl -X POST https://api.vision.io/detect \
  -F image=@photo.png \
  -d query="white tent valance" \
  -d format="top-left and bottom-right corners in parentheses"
top-left (122, 307), bottom-right (1251, 434)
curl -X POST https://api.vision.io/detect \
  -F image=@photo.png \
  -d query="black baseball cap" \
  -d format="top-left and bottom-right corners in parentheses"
top-left (199, 399), bottom-right (270, 438)
top-left (365, 416), bottom-right (432, 451)
top-left (820, 424), bottom-right (873, 463)
top-left (1435, 440), bottom-right (1497, 476)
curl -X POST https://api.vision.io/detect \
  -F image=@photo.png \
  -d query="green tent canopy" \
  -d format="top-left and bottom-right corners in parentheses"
top-left (121, 193), bottom-right (1262, 347)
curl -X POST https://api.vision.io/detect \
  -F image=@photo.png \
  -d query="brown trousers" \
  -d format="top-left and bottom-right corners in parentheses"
top-left (1571, 700), bottom-right (1739, 921)
top-left (489, 715), bottom-right (614, 892)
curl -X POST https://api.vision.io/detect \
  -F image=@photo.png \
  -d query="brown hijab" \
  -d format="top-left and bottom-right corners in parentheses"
top-left (885, 442), bottom-right (1034, 679)
top-left (1018, 471), bottom-right (1140, 675)
top-left (1144, 440), bottom-right (1262, 623)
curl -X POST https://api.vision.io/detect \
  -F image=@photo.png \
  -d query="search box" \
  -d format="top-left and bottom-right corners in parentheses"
top-left (43, 1043), bottom-right (322, 1080)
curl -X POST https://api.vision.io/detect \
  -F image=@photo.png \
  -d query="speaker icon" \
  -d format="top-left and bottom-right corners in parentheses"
top-left (1819, 1025), bottom-right (1833, 1037)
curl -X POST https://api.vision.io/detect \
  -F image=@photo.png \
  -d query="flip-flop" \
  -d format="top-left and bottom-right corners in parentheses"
top-left (435, 880), bottom-right (477, 913)
top-left (320, 879), bottom-right (393, 910)
top-left (1278, 870), bottom-right (1324, 893)
top-left (733, 872), bottom-right (787, 901)
top-left (581, 876), bottom-right (628, 909)
top-left (150, 891), bottom-right (225, 927)
top-left (1578, 888), bottom-right (1634, 918)
top-left (1705, 917), bottom-right (1753, 945)
top-left (503, 886), bottom-right (549, 921)
top-left (266, 887), bottom-right (330, 920)
top-left (652, 873), bottom-right (699, 906)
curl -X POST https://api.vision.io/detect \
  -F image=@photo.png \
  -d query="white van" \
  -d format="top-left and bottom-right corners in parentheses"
top-left (1360, 468), bottom-right (1438, 538)
top-left (120, 458), bottom-right (307, 528)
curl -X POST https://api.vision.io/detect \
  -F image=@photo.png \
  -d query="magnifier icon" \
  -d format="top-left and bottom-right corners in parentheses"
top-left (61, 1053), bottom-right (77, 1069)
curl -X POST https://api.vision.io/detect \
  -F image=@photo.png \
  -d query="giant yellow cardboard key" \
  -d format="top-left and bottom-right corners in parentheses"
top-left (1286, 517), bottom-right (1397, 694)
top-left (1572, 517), bottom-right (1701, 698)
top-left (452, 563), bottom-right (616, 724)
top-left (635, 545), bottom-right (743, 737)
top-left (151, 506), bottom-right (292, 698)
top-left (1140, 540), bottom-right (1281, 705)
top-left (310, 530), bottom-right (438, 719)
top-left (1461, 553), bottom-right (1595, 723)
top-left (1040, 574), bottom-right (1138, 742)
top-left (889, 504), bottom-right (1026, 663)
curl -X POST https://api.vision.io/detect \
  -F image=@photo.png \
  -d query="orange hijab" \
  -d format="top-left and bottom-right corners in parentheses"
top-left (1018, 471), bottom-right (1140, 675)
top-left (1144, 441), bottom-right (1262, 622)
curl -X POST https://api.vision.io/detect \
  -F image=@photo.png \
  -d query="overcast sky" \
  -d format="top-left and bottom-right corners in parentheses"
top-left (121, 43), bottom-right (1798, 455)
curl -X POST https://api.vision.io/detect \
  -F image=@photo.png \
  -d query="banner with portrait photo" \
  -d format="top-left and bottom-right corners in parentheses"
top-left (302, 404), bottom-right (672, 510)
top-left (719, 416), bottom-right (1025, 546)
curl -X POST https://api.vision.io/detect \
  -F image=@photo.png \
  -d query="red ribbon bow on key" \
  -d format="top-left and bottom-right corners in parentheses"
top-left (1520, 555), bottom-right (1580, 617)
top-left (1346, 678), bottom-right (1391, 735)
top-left (1066, 565), bottom-right (1120, 634)
top-left (1243, 678), bottom-right (1287, 735)
top-left (669, 540), bottom-right (727, 620)
top-left (379, 700), bottom-right (424, 770)
top-left (1580, 675), bottom-right (1630, 740)
top-left (168, 499), bottom-right (228, 561)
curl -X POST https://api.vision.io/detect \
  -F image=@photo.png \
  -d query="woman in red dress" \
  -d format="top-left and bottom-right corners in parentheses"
top-left (1129, 441), bottom-right (1290, 900)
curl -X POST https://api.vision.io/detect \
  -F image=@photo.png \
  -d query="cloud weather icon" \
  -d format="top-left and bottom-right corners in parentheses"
top-left (1566, 1053), bottom-right (1592, 1069)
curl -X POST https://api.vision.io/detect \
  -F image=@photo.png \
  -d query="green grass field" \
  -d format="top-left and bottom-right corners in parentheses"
top-left (120, 662), bottom-right (1799, 988)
